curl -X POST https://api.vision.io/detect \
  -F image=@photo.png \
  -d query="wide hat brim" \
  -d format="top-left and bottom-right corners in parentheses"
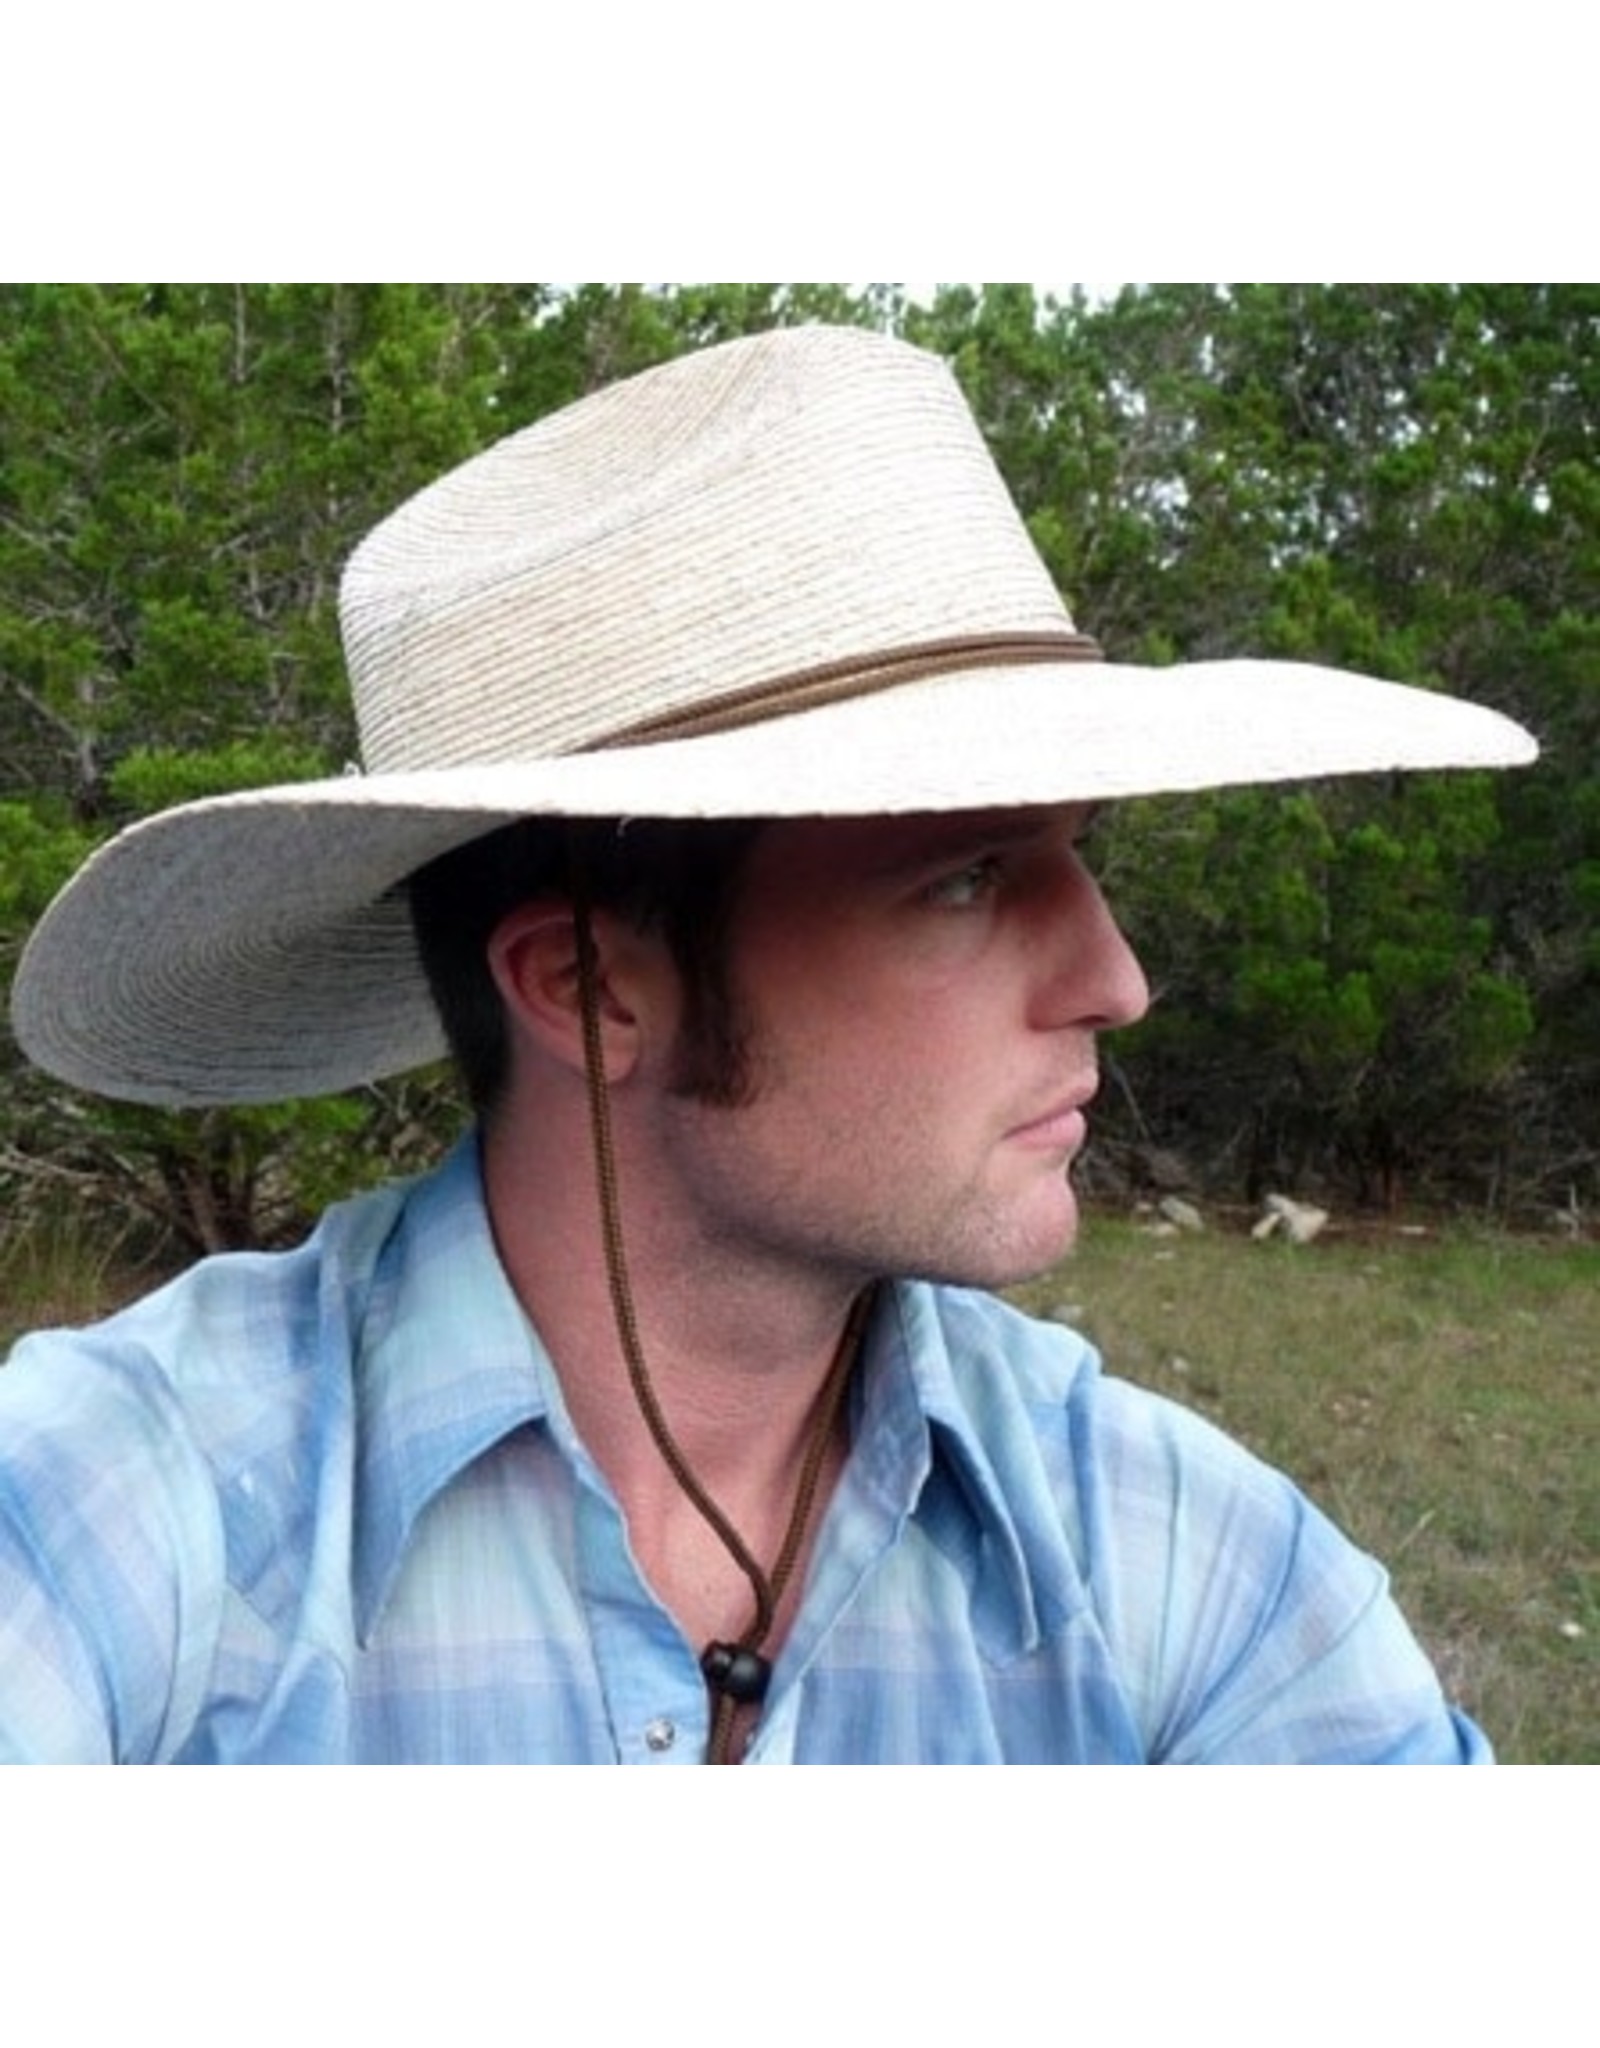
top-left (13, 654), bottom-right (1535, 1106)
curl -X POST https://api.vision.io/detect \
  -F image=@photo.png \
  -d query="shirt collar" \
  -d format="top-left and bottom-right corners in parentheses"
top-left (350, 1134), bottom-right (556, 1639)
top-left (849, 1281), bottom-right (1080, 1660)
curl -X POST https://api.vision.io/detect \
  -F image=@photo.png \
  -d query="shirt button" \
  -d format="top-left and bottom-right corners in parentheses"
top-left (643, 1717), bottom-right (677, 1753)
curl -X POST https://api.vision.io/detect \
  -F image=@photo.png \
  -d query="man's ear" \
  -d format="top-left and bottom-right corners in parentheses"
top-left (487, 900), bottom-right (643, 1083)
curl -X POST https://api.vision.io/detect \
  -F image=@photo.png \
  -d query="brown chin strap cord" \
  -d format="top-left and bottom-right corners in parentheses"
top-left (568, 873), bottom-right (869, 1764)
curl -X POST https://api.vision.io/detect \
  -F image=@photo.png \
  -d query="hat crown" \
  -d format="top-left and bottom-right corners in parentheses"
top-left (339, 326), bottom-right (1077, 773)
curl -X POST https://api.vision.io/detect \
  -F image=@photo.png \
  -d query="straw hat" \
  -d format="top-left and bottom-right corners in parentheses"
top-left (12, 325), bottom-right (1536, 1107)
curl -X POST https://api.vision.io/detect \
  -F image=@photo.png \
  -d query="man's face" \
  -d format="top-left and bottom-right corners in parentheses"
top-left (653, 804), bottom-right (1150, 1292)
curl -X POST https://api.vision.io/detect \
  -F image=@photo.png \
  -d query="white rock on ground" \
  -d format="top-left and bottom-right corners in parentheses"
top-left (1253, 1193), bottom-right (1331, 1246)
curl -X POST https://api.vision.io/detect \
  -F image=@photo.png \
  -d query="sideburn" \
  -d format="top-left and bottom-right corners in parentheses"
top-left (662, 862), bottom-right (762, 1109)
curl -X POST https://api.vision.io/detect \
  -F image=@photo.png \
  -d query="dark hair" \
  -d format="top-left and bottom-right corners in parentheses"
top-left (407, 815), bottom-right (764, 1119)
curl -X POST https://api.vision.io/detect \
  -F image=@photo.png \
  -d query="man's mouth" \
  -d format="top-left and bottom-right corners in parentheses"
top-left (1006, 1091), bottom-right (1094, 1152)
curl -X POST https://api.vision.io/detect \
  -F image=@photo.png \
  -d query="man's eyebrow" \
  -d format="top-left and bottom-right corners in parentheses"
top-left (928, 806), bottom-right (1102, 855)
top-left (861, 808), bottom-right (1096, 880)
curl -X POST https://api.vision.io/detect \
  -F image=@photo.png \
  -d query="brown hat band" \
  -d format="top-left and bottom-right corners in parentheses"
top-left (602, 629), bottom-right (1104, 746)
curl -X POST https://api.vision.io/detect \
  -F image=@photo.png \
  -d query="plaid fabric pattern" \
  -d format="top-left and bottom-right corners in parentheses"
top-left (0, 1140), bottom-right (1488, 1764)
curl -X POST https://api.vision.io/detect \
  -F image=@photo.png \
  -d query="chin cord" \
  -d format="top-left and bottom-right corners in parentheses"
top-left (568, 870), bottom-right (867, 1764)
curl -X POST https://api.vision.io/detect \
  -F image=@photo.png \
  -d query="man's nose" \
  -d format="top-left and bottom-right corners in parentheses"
top-left (1037, 858), bottom-right (1151, 1033)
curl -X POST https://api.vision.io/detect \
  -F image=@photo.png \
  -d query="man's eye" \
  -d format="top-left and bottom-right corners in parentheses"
top-left (924, 856), bottom-right (1003, 908)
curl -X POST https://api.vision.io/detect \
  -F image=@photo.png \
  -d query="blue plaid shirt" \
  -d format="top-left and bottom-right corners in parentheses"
top-left (0, 1138), bottom-right (1487, 1763)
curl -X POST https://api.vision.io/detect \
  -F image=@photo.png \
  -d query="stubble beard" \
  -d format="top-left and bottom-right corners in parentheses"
top-left (661, 1061), bottom-right (1082, 1302)
top-left (660, 978), bottom-right (1081, 1297)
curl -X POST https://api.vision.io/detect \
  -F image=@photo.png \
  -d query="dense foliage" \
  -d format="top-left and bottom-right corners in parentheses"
top-left (2, 283), bottom-right (1595, 1249)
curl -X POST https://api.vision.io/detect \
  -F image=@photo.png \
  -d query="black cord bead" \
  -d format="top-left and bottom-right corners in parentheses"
top-left (701, 1641), bottom-right (772, 1704)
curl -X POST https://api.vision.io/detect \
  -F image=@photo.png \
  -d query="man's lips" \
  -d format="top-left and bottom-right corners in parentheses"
top-left (1006, 1093), bottom-right (1094, 1151)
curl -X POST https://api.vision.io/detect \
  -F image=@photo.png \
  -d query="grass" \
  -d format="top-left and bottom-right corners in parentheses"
top-left (0, 1208), bottom-right (169, 1346)
top-left (4, 1205), bottom-right (1595, 1762)
top-left (1009, 1217), bottom-right (1600, 1764)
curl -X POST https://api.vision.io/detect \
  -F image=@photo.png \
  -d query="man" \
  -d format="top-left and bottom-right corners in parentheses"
top-left (1, 326), bottom-right (1535, 1762)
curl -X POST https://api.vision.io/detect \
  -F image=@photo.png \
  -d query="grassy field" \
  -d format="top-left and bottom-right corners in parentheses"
top-left (1010, 1216), bottom-right (1600, 1764)
top-left (4, 1207), bottom-right (1595, 1762)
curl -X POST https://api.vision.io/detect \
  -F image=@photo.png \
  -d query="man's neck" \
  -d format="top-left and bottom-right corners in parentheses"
top-left (480, 1105), bottom-right (869, 1630)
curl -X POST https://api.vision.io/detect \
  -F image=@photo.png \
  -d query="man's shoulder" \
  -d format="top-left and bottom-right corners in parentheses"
top-left (898, 1280), bottom-right (1480, 1762)
top-left (0, 1168), bottom-right (420, 1466)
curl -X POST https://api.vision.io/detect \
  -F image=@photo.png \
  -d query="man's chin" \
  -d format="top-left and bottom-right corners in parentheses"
top-left (997, 1181), bottom-right (1081, 1281)
top-left (901, 1195), bottom-right (1080, 1294)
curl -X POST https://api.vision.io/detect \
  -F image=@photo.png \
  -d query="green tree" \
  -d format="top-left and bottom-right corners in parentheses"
top-left (0, 286), bottom-right (523, 1247)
